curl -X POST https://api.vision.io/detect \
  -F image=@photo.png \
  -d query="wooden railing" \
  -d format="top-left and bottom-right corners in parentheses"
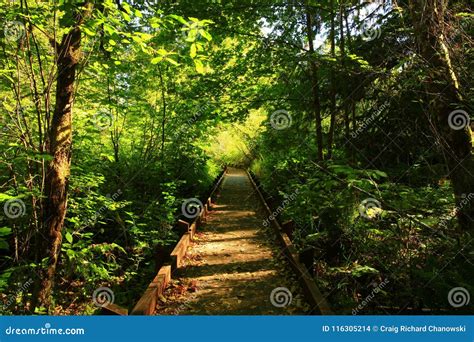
top-left (124, 167), bottom-right (227, 315)
top-left (102, 167), bottom-right (332, 315)
top-left (246, 170), bottom-right (333, 315)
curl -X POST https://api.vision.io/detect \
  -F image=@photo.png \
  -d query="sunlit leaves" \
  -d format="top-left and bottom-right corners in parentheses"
top-left (194, 59), bottom-right (206, 74)
top-left (151, 49), bottom-right (178, 65)
top-left (65, 232), bottom-right (73, 244)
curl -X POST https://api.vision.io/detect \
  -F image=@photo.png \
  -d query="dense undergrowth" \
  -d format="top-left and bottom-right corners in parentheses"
top-left (1, 0), bottom-right (473, 314)
top-left (251, 156), bottom-right (473, 314)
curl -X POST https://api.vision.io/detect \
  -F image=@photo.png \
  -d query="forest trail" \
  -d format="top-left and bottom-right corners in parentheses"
top-left (155, 168), bottom-right (308, 315)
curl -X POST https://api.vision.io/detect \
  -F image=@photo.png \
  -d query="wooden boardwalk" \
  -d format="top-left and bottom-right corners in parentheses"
top-left (154, 168), bottom-right (309, 315)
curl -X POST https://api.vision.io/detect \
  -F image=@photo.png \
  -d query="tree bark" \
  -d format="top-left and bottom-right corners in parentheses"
top-left (305, 7), bottom-right (324, 161)
top-left (327, 0), bottom-right (337, 160)
top-left (339, 2), bottom-right (350, 142)
top-left (35, 2), bottom-right (92, 311)
top-left (408, 0), bottom-right (473, 232)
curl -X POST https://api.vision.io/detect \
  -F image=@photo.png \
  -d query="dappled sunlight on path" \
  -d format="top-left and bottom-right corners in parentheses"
top-left (155, 168), bottom-right (309, 315)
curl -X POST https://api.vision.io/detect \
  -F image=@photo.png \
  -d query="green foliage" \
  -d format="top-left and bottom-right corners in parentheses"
top-left (0, 0), bottom-right (472, 315)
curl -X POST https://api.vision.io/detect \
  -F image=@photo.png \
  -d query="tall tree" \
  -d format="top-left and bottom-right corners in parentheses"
top-left (305, 5), bottom-right (324, 161)
top-left (36, 1), bottom-right (93, 310)
top-left (327, 0), bottom-right (337, 160)
top-left (407, 0), bottom-right (473, 232)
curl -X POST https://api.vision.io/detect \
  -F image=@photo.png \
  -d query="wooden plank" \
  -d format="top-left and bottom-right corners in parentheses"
top-left (130, 167), bottom-right (227, 315)
top-left (158, 265), bottom-right (171, 285)
top-left (130, 266), bottom-right (172, 315)
top-left (170, 233), bottom-right (190, 270)
top-left (282, 236), bottom-right (332, 315)
top-left (189, 222), bottom-right (197, 240)
top-left (131, 285), bottom-right (157, 315)
top-left (246, 170), bottom-right (333, 315)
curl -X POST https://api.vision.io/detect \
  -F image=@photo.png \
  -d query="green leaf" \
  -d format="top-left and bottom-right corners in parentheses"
top-left (168, 14), bottom-right (188, 25)
top-left (83, 26), bottom-right (95, 36)
top-left (121, 11), bottom-right (131, 22)
top-left (374, 170), bottom-right (388, 178)
top-left (65, 232), bottom-right (73, 244)
top-left (134, 9), bottom-right (143, 18)
top-left (190, 43), bottom-right (197, 58)
top-left (165, 58), bottom-right (179, 66)
top-left (194, 59), bottom-right (205, 74)
top-left (0, 193), bottom-right (14, 201)
top-left (199, 29), bottom-right (212, 41)
top-left (0, 227), bottom-right (12, 236)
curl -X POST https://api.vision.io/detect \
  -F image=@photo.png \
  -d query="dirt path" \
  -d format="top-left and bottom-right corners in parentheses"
top-left (155, 168), bottom-right (309, 315)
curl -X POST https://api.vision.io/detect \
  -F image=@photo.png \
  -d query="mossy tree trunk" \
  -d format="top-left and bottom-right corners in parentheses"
top-left (35, 2), bottom-right (93, 311)
top-left (408, 0), bottom-right (473, 232)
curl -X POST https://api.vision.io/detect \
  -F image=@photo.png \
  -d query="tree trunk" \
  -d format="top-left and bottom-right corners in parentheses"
top-left (305, 8), bottom-right (324, 161)
top-left (327, 0), bottom-right (337, 160)
top-left (408, 0), bottom-right (473, 232)
top-left (35, 3), bottom-right (92, 311)
top-left (158, 65), bottom-right (167, 161)
top-left (339, 2), bottom-right (350, 142)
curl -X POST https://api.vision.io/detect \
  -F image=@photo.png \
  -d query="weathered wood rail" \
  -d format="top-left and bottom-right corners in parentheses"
top-left (102, 166), bottom-right (332, 315)
top-left (247, 170), bottom-right (333, 315)
top-left (112, 167), bottom-right (227, 315)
